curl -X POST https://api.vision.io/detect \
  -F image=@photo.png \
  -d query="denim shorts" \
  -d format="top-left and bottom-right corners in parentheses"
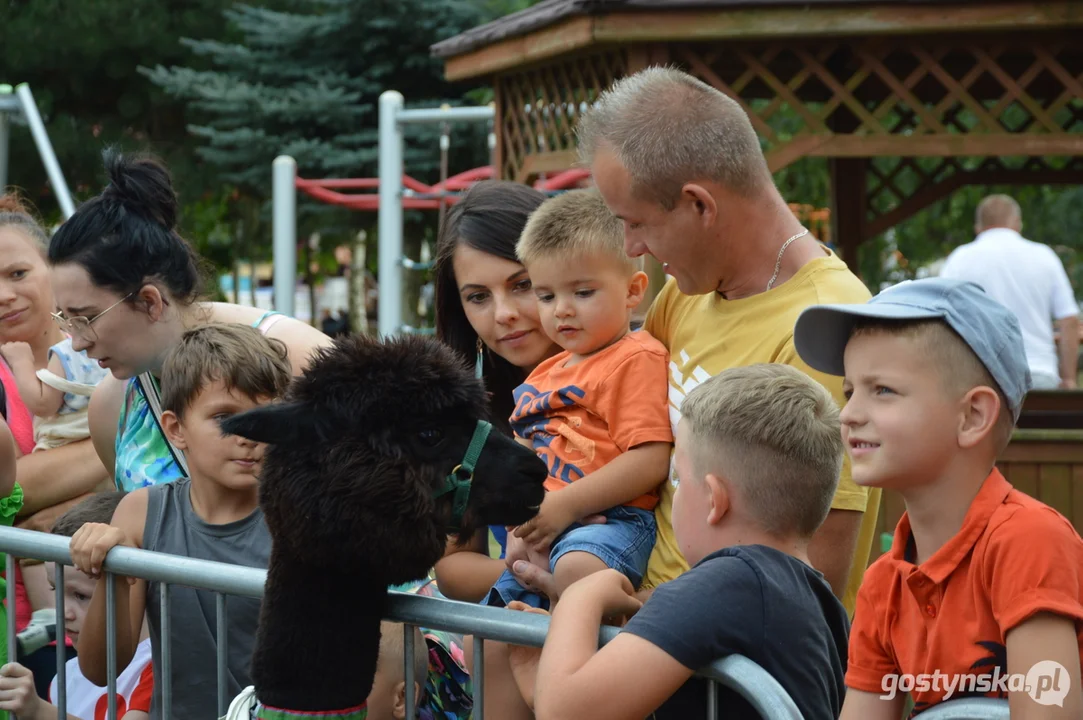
top-left (483, 505), bottom-right (657, 610)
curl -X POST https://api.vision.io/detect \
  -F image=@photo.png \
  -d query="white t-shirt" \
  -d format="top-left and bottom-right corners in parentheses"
top-left (941, 228), bottom-right (1079, 379)
top-left (49, 637), bottom-right (153, 720)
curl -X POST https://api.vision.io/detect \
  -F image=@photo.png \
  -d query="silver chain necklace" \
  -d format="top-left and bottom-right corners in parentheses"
top-left (766, 228), bottom-right (810, 291)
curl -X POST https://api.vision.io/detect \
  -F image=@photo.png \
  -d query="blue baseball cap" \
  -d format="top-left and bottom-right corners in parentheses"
top-left (793, 277), bottom-right (1032, 419)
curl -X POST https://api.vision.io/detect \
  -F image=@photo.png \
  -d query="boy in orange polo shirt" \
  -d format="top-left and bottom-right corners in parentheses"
top-left (795, 277), bottom-right (1083, 718)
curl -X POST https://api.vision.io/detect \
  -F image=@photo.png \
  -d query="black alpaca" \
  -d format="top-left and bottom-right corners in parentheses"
top-left (223, 334), bottom-right (546, 718)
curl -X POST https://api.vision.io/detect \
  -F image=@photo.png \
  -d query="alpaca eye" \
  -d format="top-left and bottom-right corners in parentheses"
top-left (417, 429), bottom-right (443, 446)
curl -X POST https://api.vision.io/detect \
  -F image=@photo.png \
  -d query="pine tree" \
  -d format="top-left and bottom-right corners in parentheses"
top-left (141, 0), bottom-right (487, 195)
top-left (141, 0), bottom-right (491, 328)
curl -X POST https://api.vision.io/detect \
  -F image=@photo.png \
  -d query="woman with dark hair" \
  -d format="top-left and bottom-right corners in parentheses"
top-left (431, 180), bottom-right (562, 604)
top-left (48, 150), bottom-right (332, 492)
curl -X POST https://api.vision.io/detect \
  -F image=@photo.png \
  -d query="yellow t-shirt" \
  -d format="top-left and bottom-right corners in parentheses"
top-left (641, 249), bottom-right (880, 617)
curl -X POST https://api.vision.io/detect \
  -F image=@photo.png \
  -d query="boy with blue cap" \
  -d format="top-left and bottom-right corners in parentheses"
top-left (794, 277), bottom-right (1083, 718)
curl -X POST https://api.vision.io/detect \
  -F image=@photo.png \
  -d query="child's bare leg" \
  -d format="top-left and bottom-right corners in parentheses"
top-left (552, 551), bottom-right (608, 605)
top-left (464, 634), bottom-right (534, 720)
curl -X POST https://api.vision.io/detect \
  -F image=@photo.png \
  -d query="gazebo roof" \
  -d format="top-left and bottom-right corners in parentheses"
top-left (434, 0), bottom-right (985, 60)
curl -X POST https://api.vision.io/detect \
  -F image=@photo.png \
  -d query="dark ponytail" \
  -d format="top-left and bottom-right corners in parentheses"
top-left (48, 149), bottom-right (203, 305)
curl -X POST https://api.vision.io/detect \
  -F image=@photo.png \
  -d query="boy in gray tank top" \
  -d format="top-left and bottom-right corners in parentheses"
top-left (69, 324), bottom-right (294, 720)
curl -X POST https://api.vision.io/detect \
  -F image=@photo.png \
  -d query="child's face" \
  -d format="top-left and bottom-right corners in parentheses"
top-left (46, 562), bottom-right (96, 646)
top-left (528, 252), bottom-right (644, 357)
top-left (671, 420), bottom-right (712, 566)
top-left (172, 380), bottom-right (273, 490)
top-left (841, 332), bottom-right (962, 489)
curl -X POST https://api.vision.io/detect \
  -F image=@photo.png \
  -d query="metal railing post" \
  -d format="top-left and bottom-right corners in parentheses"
top-left (404, 624), bottom-right (416, 720)
top-left (0, 85), bottom-right (10, 192)
top-left (272, 155), bottom-right (297, 317)
top-left (15, 83), bottom-right (75, 219)
top-left (378, 91), bottom-right (405, 339)
top-left (56, 565), bottom-right (67, 718)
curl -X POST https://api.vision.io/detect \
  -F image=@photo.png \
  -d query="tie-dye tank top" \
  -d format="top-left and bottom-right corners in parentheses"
top-left (113, 312), bottom-right (285, 491)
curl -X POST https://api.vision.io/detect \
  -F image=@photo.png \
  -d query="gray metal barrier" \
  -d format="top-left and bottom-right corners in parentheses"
top-left (0, 525), bottom-right (803, 720)
top-left (918, 698), bottom-right (1010, 719)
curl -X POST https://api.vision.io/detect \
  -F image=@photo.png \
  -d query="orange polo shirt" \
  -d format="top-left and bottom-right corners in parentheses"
top-left (847, 469), bottom-right (1083, 714)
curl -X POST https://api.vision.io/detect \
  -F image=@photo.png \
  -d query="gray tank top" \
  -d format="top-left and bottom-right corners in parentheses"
top-left (143, 478), bottom-right (270, 720)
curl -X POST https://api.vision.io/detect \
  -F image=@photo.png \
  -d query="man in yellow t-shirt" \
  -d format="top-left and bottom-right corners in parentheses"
top-left (576, 66), bottom-right (880, 615)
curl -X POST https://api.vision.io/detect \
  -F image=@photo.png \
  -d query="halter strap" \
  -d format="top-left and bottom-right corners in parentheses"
top-left (254, 702), bottom-right (367, 720)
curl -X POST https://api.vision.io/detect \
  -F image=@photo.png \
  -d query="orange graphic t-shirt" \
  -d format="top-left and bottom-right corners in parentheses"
top-left (509, 330), bottom-right (673, 511)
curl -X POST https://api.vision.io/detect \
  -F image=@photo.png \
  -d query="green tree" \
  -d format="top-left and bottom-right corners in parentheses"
top-left (1, 0), bottom-right (242, 222)
top-left (141, 0), bottom-right (487, 198)
top-left (141, 0), bottom-right (492, 326)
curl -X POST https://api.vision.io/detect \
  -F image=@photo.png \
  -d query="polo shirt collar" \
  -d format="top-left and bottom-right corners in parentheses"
top-left (891, 469), bottom-right (1012, 584)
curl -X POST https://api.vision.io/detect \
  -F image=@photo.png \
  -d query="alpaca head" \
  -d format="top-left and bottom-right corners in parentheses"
top-left (221, 334), bottom-right (546, 584)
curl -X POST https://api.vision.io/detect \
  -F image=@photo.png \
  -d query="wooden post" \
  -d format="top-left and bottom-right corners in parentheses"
top-left (830, 157), bottom-right (867, 274)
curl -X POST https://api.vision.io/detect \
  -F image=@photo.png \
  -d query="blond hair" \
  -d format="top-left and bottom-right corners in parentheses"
top-left (161, 323), bottom-right (293, 418)
top-left (680, 364), bottom-right (843, 539)
top-left (516, 188), bottom-right (640, 273)
top-left (851, 319), bottom-right (1016, 452)
top-left (576, 66), bottom-right (773, 210)
top-left (975, 194), bottom-right (1022, 232)
top-left (0, 190), bottom-right (49, 252)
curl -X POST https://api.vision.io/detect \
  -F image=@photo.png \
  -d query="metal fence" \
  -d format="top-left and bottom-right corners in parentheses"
top-left (0, 525), bottom-right (1010, 719)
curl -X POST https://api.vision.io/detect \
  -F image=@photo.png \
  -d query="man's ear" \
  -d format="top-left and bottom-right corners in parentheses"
top-left (704, 472), bottom-right (731, 526)
top-left (681, 183), bottom-right (717, 225)
top-left (135, 284), bottom-right (167, 322)
top-left (160, 409), bottom-right (187, 450)
top-left (958, 386), bottom-right (1002, 449)
top-left (626, 270), bottom-right (650, 309)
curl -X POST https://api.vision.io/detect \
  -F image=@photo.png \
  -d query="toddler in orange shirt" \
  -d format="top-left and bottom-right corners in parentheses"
top-left (484, 188), bottom-right (672, 611)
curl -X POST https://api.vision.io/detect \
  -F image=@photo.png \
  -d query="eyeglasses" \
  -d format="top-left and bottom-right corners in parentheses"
top-left (52, 293), bottom-right (133, 341)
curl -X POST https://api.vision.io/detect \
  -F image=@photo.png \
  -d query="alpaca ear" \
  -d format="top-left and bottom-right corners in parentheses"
top-left (219, 402), bottom-right (317, 445)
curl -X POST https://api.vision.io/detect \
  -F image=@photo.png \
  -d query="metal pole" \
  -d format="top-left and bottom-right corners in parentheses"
top-left (378, 91), bottom-right (404, 339)
top-left (396, 106), bottom-right (494, 125)
top-left (437, 105), bottom-right (450, 236)
top-left (15, 84), bottom-right (75, 219)
top-left (0, 85), bottom-right (11, 192)
top-left (272, 155), bottom-right (297, 318)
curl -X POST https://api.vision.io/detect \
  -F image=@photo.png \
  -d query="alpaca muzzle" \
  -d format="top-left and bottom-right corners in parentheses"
top-left (432, 418), bottom-right (492, 529)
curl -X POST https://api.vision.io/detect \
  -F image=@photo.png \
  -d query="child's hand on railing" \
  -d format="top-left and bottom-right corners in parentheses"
top-left (0, 662), bottom-right (51, 720)
top-left (506, 601), bottom-right (551, 710)
top-left (562, 569), bottom-right (642, 627)
top-left (69, 521), bottom-right (137, 584)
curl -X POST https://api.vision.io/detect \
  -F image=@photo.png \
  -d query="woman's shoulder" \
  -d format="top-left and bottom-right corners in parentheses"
top-left (205, 303), bottom-right (334, 373)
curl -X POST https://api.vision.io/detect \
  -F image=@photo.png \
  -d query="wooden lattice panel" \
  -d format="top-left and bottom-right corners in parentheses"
top-left (672, 35), bottom-right (1083, 168)
top-left (495, 48), bottom-right (627, 181)
top-left (864, 155), bottom-right (1083, 238)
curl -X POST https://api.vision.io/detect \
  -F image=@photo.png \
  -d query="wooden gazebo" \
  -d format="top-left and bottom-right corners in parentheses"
top-left (432, 0), bottom-right (1083, 558)
top-left (432, 0), bottom-right (1083, 271)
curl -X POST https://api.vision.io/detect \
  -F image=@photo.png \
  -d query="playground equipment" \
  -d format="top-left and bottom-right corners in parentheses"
top-left (271, 92), bottom-right (590, 333)
top-left (0, 83), bottom-right (75, 219)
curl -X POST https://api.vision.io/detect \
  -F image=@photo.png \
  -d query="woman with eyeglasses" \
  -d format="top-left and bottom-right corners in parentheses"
top-left (48, 150), bottom-right (332, 493)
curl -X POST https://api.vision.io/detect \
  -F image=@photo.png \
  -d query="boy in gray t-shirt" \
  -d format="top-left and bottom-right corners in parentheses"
top-left (515, 364), bottom-right (850, 720)
top-left (68, 324), bottom-right (293, 719)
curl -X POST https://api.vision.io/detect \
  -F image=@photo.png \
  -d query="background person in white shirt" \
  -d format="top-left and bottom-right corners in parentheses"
top-left (941, 194), bottom-right (1079, 390)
